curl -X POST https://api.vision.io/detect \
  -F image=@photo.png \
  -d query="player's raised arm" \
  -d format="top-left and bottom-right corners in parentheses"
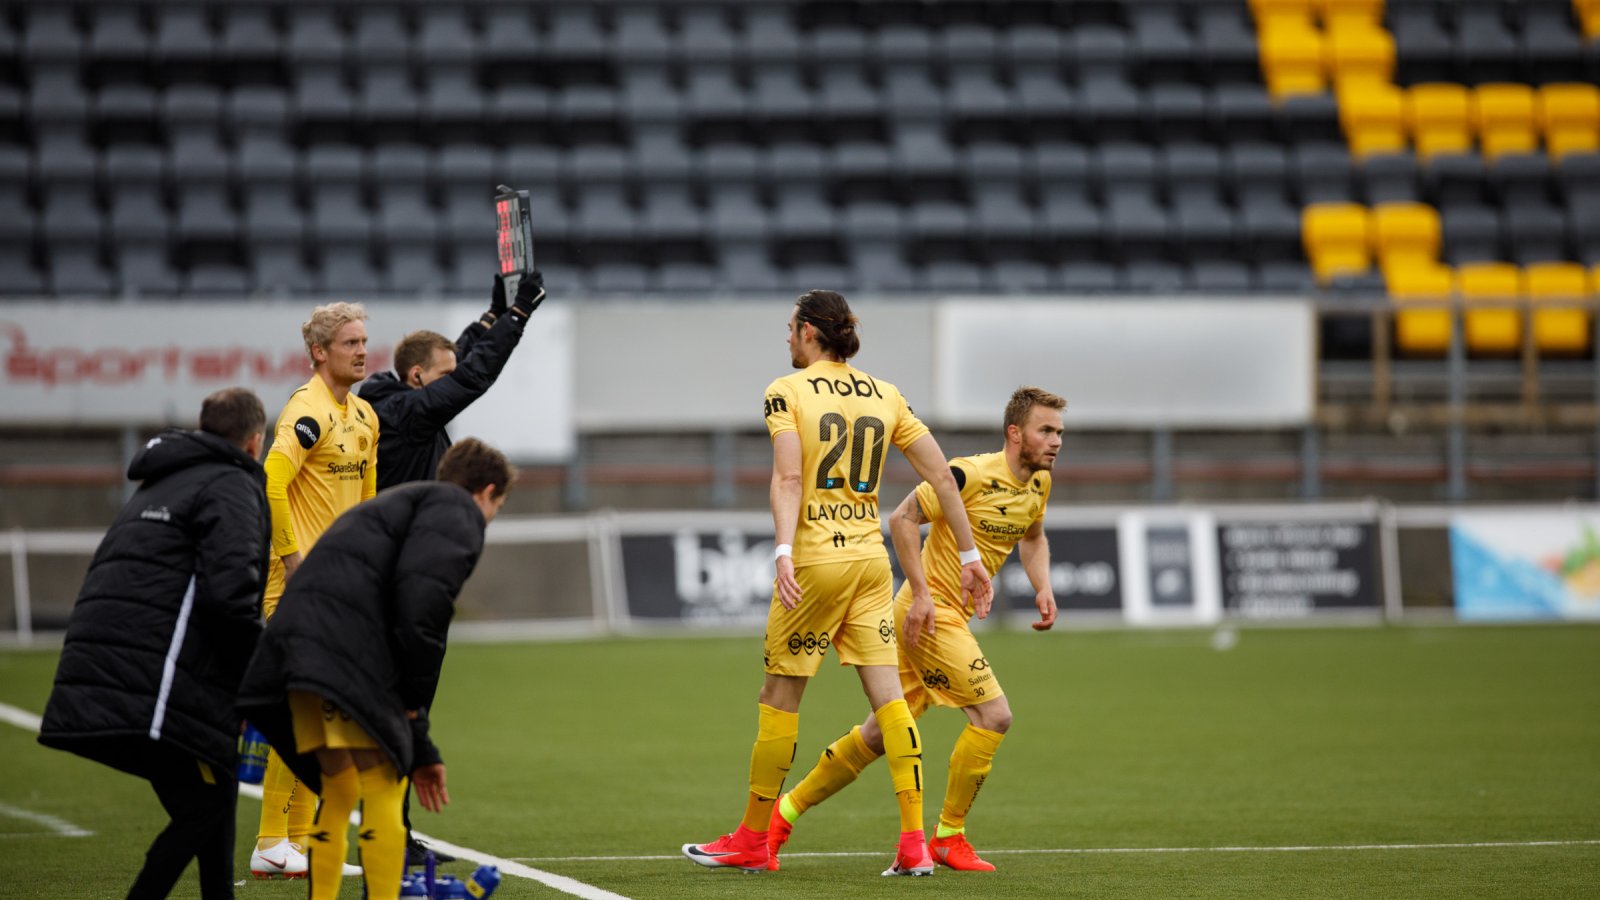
top-left (902, 434), bottom-right (994, 617)
top-left (1018, 519), bottom-right (1057, 631)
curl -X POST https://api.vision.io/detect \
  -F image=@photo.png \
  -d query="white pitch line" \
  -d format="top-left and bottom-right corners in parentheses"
top-left (513, 838), bottom-right (1600, 863)
top-left (0, 800), bottom-right (92, 838)
top-left (0, 702), bottom-right (629, 900)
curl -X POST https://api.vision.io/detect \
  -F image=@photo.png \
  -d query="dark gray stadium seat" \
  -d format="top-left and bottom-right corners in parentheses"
top-left (1105, 194), bottom-right (1173, 263)
top-left (840, 200), bottom-right (903, 242)
top-left (1491, 153), bottom-right (1553, 206)
top-left (482, 7), bottom-right (537, 64)
top-left (1097, 141), bottom-right (1159, 204)
top-left (162, 84), bottom-right (222, 130)
top-left (678, 6), bottom-right (739, 63)
top-left (353, 5), bottom-right (410, 63)
top-left (1390, 4), bottom-right (1455, 84)
top-left (447, 242), bottom-right (498, 293)
top-left (1571, 206), bottom-right (1600, 264)
top-left (107, 176), bottom-right (169, 247)
top-left (566, 143), bottom-right (629, 186)
top-left (1557, 152), bottom-right (1600, 207)
top-left (523, 186), bottom-right (566, 244)
top-left (0, 246), bottom-right (45, 295)
top-left (1081, 79), bottom-right (1143, 143)
top-left (435, 144), bottom-right (494, 196)
top-left (850, 244), bottom-right (917, 292)
top-left (92, 84), bottom-right (157, 144)
top-left (376, 185), bottom-right (436, 246)
top-left (963, 141), bottom-right (1026, 184)
top-left (1440, 201), bottom-right (1505, 264)
top-left (991, 260), bottom-right (1053, 293)
top-left (699, 142), bottom-right (760, 186)
top-left (383, 246), bottom-right (446, 295)
top-left (749, 67), bottom-right (815, 126)
top-left (589, 263), bottom-right (651, 294)
top-left (49, 247), bottom-right (114, 297)
top-left (0, 145), bottom-right (33, 244)
top-left (417, 7), bottom-right (476, 65)
top-left (686, 66), bottom-right (748, 123)
top-left (807, 24), bottom-right (867, 68)
top-left (892, 125), bottom-right (959, 184)
top-left (640, 184), bottom-right (705, 244)
top-left (555, 83), bottom-right (619, 128)
top-left (284, 7), bottom-right (343, 66)
top-left (1072, 25), bottom-right (1132, 84)
top-left (173, 184), bottom-right (237, 245)
top-left (613, 6), bottom-right (671, 64)
top-left (1014, 72), bottom-right (1075, 130)
top-left (627, 129), bottom-right (692, 185)
top-left (973, 185), bottom-right (1038, 246)
top-left (1122, 260), bottom-right (1186, 293)
top-left (741, 6), bottom-right (802, 63)
top-left (317, 252), bottom-right (381, 295)
top-left (659, 261), bottom-right (717, 293)
top-left (1040, 191), bottom-right (1104, 260)
top-left (877, 23), bottom-right (934, 65)
top-left (87, 5), bottom-right (148, 76)
top-left (1006, 24), bottom-right (1064, 77)
top-left (1277, 94), bottom-right (1343, 143)
top-left (573, 185), bottom-right (637, 243)
top-left (1240, 195), bottom-right (1303, 261)
top-left (233, 132), bottom-right (297, 186)
top-left (441, 193), bottom-right (486, 244)
top-left (1361, 152), bottom-right (1422, 204)
top-left (168, 125), bottom-right (231, 186)
top-left (1294, 142), bottom-right (1356, 204)
top-left (1148, 84), bottom-right (1208, 141)
top-left (1456, 5), bottom-right (1520, 84)
top-left (919, 259), bottom-right (987, 292)
top-left (228, 85), bottom-right (289, 135)
top-left (1032, 141), bottom-right (1091, 192)
top-left (370, 143), bottom-right (430, 187)
top-left (1520, 3), bottom-right (1585, 82)
top-left (487, 82), bottom-right (548, 135)
top-left (1130, 3), bottom-right (1195, 84)
top-left (1189, 260), bottom-right (1254, 293)
top-left (1256, 261), bottom-right (1316, 294)
top-left (1194, 3), bottom-right (1259, 84)
top-left (220, 6), bottom-right (282, 82)
top-left (308, 186), bottom-right (370, 246)
top-left (358, 63), bottom-right (419, 125)
top-left (816, 65), bottom-right (880, 127)
top-left (949, 68), bottom-right (1016, 128)
top-left (942, 23), bottom-right (1000, 67)
top-left (1228, 143), bottom-right (1290, 205)
top-left (1426, 152), bottom-right (1488, 205)
top-left (544, 6), bottom-right (606, 63)
top-left (251, 245), bottom-right (314, 295)
top-left (28, 68), bottom-right (88, 127)
top-left (1506, 202), bottom-right (1569, 264)
top-left (294, 63), bottom-right (355, 128)
top-left (241, 183), bottom-right (303, 244)
top-left (23, 6), bottom-right (81, 65)
top-left (720, 244), bottom-right (785, 292)
top-left (1210, 84), bottom-right (1276, 142)
top-left (831, 140), bottom-right (892, 192)
top-left (774, 185), bottom-right (834, 242)
top-left (184, 263), bottom-right (251, 296)
top-left (791, 261), bottom-right (850, 291)
top-left (1058, 261), bottom-right (1119, 293)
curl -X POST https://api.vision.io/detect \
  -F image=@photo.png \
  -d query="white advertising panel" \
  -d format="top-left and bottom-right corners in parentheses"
top-left (1450, 509), bottom-right (1600, 621)
top-left (0, 301), bottom-right (573, 459)
top-left (933, 299), bottom-right (1315, 428)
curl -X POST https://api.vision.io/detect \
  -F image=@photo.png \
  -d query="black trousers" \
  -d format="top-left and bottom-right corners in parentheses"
top-left (125, 753), bottom-right (238, 900)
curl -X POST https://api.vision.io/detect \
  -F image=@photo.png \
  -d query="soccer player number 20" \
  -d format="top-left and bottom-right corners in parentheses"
top-left (815, 413), bottom-right (887, 493)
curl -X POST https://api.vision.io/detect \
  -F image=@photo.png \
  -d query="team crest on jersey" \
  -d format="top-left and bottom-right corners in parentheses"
top-left (358, 435), bottom-right (369, 452)
top-left (294, 416), bottom-right (321, 449)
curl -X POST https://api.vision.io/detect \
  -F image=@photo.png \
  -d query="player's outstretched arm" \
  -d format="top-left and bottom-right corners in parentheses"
top-left (903, 435), bottom-right (993, 616)
top-left (1018, 520), bottom-right (1057, 631)
top-left (769, 430), bottom-right (804, 609)
top-left (888, 490), bottom-right (937, 648)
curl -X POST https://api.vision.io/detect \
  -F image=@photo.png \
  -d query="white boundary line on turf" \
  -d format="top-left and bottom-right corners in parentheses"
top-left (0, 800), bottom-right (93, 838)
top-left (0, 702), bottom-right (630, 900)
top-left (512, 838), bottom-right (1600, 863)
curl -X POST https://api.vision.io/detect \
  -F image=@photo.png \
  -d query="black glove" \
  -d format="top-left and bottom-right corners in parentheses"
top-left (488, 275), bottom-right (508, 318)
top-left (511, 269), bottom-right (546, 317)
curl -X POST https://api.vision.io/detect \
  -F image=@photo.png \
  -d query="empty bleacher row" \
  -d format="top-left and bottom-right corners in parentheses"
top-left (1, 0), bottom-right (1597, 301)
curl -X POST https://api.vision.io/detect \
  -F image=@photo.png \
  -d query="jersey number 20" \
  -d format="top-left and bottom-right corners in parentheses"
top-left (816, 413), bottom-right (886, 493)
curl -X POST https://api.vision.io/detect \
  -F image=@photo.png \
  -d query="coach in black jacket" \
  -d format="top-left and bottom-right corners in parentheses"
top-left (235, 439), bottom-right (513, 896)
top-left (360, 272), bottom-right (546, 491)
top-left (39, 388), bottom-right (269, 900)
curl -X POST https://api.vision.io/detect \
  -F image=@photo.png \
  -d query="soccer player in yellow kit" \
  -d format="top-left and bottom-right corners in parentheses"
top-left (683, 289), bottom-right (993, 877)
top-left (768, 386), bottom-right (1065, 873)
top-left (250, 302), bottom-right (379, 880)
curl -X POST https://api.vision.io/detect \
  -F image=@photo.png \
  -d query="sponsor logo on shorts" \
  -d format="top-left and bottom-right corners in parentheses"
top-left (969, 656), bottom-right (989, 671)
top-left (921, 667), bottom-right (951, 690)
top-left (879, 619), bottom-right (894, 643)
top-left (787, 631), bottom-right (831, 655)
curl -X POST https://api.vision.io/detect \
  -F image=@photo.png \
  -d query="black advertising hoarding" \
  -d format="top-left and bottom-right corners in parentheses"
top-left (995, 526), bottom-right (1122, 614)
top-left (1216, 520), bottom-right (1382, 619)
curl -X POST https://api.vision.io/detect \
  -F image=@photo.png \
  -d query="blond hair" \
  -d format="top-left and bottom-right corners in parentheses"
top-left (301, 302), bottom-right (368, 363)
top-left (1003, 386), bottom-right (1067, 432)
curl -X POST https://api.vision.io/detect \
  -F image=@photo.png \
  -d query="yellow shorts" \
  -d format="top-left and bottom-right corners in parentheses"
top-left (894, 587), bottom-right (1005, 715)
top-left (764, 558), bottom-right (899, 676)
top-left (289, 691), bottom-right (378, 752)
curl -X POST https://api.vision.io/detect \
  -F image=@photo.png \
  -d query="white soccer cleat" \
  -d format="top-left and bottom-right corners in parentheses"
top-left (250, 840), bottom-right (307, 880)
top-left (342, 861), bottom-right (362, 876)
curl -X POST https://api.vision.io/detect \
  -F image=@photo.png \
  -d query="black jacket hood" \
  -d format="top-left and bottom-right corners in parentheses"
top-left (128, 428), bottom-right (263, 484)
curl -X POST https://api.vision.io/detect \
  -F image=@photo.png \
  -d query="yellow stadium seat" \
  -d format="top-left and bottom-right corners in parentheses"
top-left (1260, 22), bottom-right (1327, 97)
top-left (1405, 84), bottom-right (1473, 160)
top-left (1387, 262), bottom-right (1456, 355)
top-left (1371, 202), bottom-right (1442, 274)
top-left (1525, 262), bottom-right (1594, 355)
top-left (1578, 0), bottom-right (1600, 38)
top-left (1472, 84), bottom-right (1539, 161)
top-left (1338, 82), bottom-right (1407, 158)
top-left (1251, 0), bottom-right (1317, 30)
top-left (1326, 18), bottom-right (1395, 87)
top-left (1537, 84), bottom-right (1600, 160)
top-left (1302, 203), bottom-right (1372, 283)
top-left (1457, 262), bottom-right (1525, 354)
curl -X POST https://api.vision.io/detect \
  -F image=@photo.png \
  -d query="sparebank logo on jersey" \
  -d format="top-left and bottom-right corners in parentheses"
top-left (294, 416), bottom-right (320, 449)
top-left (326, 460), bottom-right (367, 480)
top-left (805, 372), bottom-right (883, 399)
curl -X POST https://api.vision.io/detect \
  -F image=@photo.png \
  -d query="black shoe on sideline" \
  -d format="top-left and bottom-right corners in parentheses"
top-left (406, 837), bottom-right (455, 865)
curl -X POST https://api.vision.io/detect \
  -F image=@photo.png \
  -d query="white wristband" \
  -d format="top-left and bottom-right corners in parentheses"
top-left (774, 544), bottom-right (793, 561)
top-left (958, 547), bottom-right (981, 566)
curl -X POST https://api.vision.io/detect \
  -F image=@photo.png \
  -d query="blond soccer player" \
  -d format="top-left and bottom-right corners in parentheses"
top-left (768, 386), bottom-right (1065, 873)
top-left (683, 290), bottom-right (993, 877)
top-left (250, 302), bottom-right (379, 880)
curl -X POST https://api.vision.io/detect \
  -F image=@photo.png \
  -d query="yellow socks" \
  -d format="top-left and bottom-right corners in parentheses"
top-left (937, 725), bottom-right (1005, 837)
top-left (306, 766), bottom-right (358, 900)
top-left (256, 749), bottom-right (293, 846)
top-left (742, 703), bottom-right (799, 832)
top-left (286, 776), bottom-right (315, 848)
top-left (355, 764), bottom-right (409, 897)
top-left (785, 725), bottom-right (883, 821)
top-left (874, 699), bottom-right (925, 833)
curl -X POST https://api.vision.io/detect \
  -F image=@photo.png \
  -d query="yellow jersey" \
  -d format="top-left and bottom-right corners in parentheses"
top-left (910, 451), bottom-right (1051, 611)
top-left (266, 374), bottom-right (379, 563)
top-left (764, 360), bottom-right (929, 567)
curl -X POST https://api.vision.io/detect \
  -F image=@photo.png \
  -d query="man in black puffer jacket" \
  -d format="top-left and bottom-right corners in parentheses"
top-left (236, 438), bottom-right (513, 900)
top-left (360, 272), bottom-right (546, 491)
top-left (39, 387), bottom-right (270, 900)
